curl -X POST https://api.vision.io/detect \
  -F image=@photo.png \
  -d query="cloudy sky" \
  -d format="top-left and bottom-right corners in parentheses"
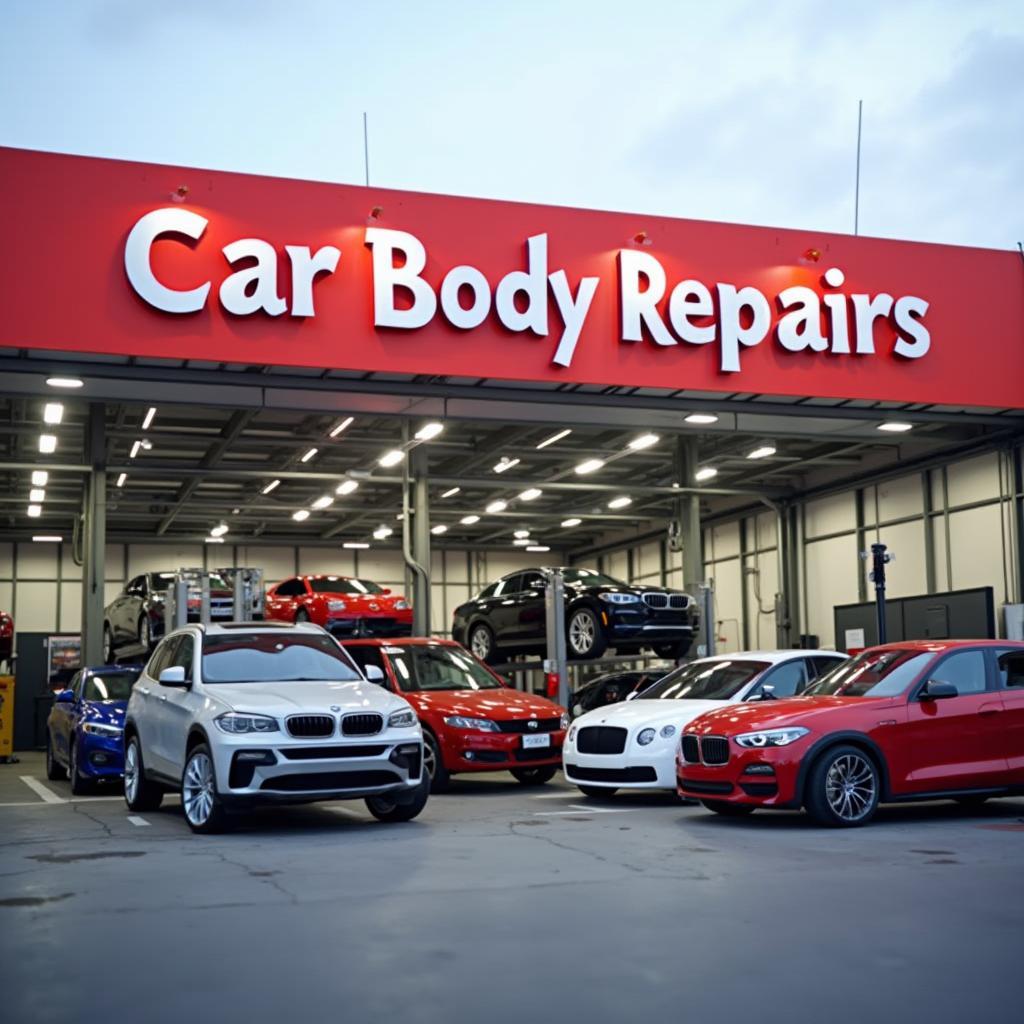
top-left (2, 0), bottom-right (1021, 249)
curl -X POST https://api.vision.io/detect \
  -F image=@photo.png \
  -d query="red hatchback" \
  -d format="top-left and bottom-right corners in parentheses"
top-left (265, 575), bottom-right (413, 638)
top-left (343, 638), bottom-right (568, 791)
top-left (678, 640), bottom-right (1024, 827)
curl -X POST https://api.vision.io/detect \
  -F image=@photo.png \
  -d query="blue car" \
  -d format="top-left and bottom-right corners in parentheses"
top-left (46, 665), bottom-right (143, 793)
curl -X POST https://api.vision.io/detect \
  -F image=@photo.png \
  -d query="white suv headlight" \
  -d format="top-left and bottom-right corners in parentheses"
top-left (735, 727), bottom-right (809, 748)
top-left (388, 709), bottom-right (417, 728)
top-left (215, 712), bottom-right (279, 734)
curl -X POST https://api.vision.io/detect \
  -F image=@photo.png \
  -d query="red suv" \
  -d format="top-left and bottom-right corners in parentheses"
top-left (678, 640), bottom-right (1024, 827)
top-left (343, 638), bottom-right (568, 791)
top-left (265, 575), bottom-right (413, 637)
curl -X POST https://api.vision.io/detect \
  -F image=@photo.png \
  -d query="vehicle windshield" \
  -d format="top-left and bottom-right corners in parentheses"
top-left (83, 670), bottom-right (140, 701)
top-left (151, 573), bottom-right (229, 592)
top-left (561, 568), bottom-right (629, 588)
top-left (201, 633), bottom-right (362, 683)
top-left (307, 577), bottom-right (386, 595)
top-left (635, 660), bottom-right (770, 701)
top-left (802, 649), bottom-right (933, 697)
top-left (388, 645), bottom-right (503, 692)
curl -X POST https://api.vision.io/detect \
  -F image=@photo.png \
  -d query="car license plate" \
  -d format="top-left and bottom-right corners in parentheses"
top-left (522, 734), bottom-right (551, 749)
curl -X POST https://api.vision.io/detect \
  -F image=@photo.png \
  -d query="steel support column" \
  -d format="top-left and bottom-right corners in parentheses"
top-left (407, 447), bottom-right (432, 635)
top-left (673, 439), bottom-right (703, 595)
top-left (80, 403), bottom-right (106, 664)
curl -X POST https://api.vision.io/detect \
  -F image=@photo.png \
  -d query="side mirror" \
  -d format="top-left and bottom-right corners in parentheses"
top-left (382, 588), bottom-right (392, 595)
top-left (920, 679), bottom-right (958, 701)
top-left (158, 666), bottom-right (189, 687)
top-left (364, 664), bottom-right (386, 685)
top-left (573, 704), bottom-right (584, 718)
top-left (625, 690), bottom-right (639, 701)
top-left (56, 688), bottom-right (75, 704)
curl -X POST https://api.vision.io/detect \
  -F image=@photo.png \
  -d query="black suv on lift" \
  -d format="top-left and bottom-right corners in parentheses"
top-left (452, 567), bottom-right (698, 664)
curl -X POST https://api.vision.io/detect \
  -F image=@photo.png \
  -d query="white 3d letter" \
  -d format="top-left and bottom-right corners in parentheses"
top-left (892, 296), bottom-right (930, 359)
top-left (668, 280), bottom-right (715, 345)
top-left (717, 284), bottom-right (771, 372)
top-left (618, 250), bottom-right (676, 346)
top-left (124, 208), bottom-right (210, 313)
top-left (495, 234), bottom-right (549, 335)
top-left (440, 265), bottom-right (491, 329)
top-left (219, 239), bottom-right (287, 316)
top-left (286, 245), bottom-right (341, 317)
top-left (365, 227), bottom-right (437, 329)
top-left (776, 286), bottom-right (829, 352)
top-left (548, 270), bottom-right (599, 367)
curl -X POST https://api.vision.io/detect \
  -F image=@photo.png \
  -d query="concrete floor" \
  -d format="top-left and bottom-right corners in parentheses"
top-left (1, 751), bottom-right (1022, 1023)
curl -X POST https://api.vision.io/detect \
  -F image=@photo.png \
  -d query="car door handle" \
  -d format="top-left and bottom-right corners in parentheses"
top-left (978, 703), bottom-right (1002, 716)
top-left (137, 687), bottom-right (150, 696)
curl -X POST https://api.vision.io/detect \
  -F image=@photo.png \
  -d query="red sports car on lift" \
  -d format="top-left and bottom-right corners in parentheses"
top-left (678, 640), bottom-right (1024, 827)
top-left (343, 637), bottom-right (568, 791)
top-left (264, 574), bottom-right (413, 638)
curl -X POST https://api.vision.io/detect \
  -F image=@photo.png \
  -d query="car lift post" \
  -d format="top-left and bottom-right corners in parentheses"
top-left (866, 542), bottom-right (892, 644)
top-left (543, 569), bottom-right (569, 708)
top-left (698, 581), bottom-right (716, 658)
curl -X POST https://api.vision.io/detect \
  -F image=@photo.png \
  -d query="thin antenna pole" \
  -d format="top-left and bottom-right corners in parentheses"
top-left (854, 99), bottom-right (863, 235)
top-left (363, 112), bottom-right (370, 187)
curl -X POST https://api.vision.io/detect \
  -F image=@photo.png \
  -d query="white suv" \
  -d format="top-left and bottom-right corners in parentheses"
top-left (123, 621), bottom-right (428, 833)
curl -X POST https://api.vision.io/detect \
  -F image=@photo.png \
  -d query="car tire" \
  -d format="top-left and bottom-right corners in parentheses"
top-left (423, 731), bottom-right (450, 793)
top-left (653, 637), bottom-right (693, 660)
top-left (365, 776), bottom-right (430, 822)
top-left (700, 799), bottom-right (756, 816)
top-left (45, 733), bottom-right (66, 781)
top-left (578, 785), bottom-right (616, 798)
top-left (181, 743), bottom-right (228, 834)
top-left (69, 740), bottom-right (92, 795)
top-left (804, 744), bottom-right (880, 827)
top-left (511, 766), bottom-right (557, 786)
top-left (102, 623), bottom-right (114, 663)
top-left (124, 735), bottom-right (164, 812)
top-left (566, 607), bottom-right (607, 660)
top-left (295, 609), bottom-right (309, 623)
top-left (468, 622), bottom-right (497, 664)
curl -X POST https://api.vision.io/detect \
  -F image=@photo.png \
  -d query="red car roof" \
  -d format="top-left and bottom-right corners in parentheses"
top-left (866, 639), bottom-right (1024, 653)
top-left (344, 637), bottom-right (457, 647)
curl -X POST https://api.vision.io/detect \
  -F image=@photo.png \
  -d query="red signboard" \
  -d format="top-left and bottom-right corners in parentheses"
top-left (2, 146), bottom-right (1022, 408)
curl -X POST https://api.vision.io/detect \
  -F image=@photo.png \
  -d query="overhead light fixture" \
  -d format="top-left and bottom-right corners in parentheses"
top-left (526, 545), bottom-right (550, 553)
top-left (518, 487), bottom-right (543, 501)
top-left (460, 515), bottom-right (480, 525)
top-left (210, 523), bottom-right (228, 538)
top-left (695, 467), bottom-right (718, 482)
top-left (685, 413), bottom-right (719, 425)
top-left (141, 407), bottom-right (157, 430)
top-left (311, 495), bottom-right (334, 510)
top-left (43, 403), bottom-right (64, 425)
top-left (300, 447), bottom-right (318, 463)
top-left (608, 496), bottom-right (632, 509)
top-left (628, 433), bottom-right (659, 451)
top-left (513, 538), bottom-right (532, 546)
top-left (561, 518), bottom-right (582, 528)
top-left (32, 535), bottom-right (63, 543)
top-left (513, 529), bottom-right (531, 539)
top-left (575, 458), bottom-right (604, 475)
top-left (329, 416), bottom-right (354, 437)
top-left (27, 505), bottom-right (42, 518)
top-left (373, 526), bottom-right (393, 539)
top-left (336, 479), bottom-right (359, 495)
top-left (343, 541), bottom-right (371, 549)
top-left (232, 508), bottom-right (240, 515)
top-left (262, 479), bottom-right (281, 495)
top-left (378, 449), bottom-right (405, 468)
top-left (116, 473), bottom-right (127, 488)
top-left (441, 486), bottom-right (460, 498)
top-left (878, 422), bottom-right (913, 433)
top-left (292, 509), bottom-right (310, 521)
top-left (415, 422), bottom-right (444, 441)
top-left (39, 434), bottom-right (57, 454)
top-left (129, 440), bottom-right (142, 459)
top-left (485, 500), bottom-right (508, 514)
top-left (31, 470), bottom-right (49, 487)
top-left (46, 377), bottom-right (83, 389)
top-left (205, 537), bottom-right (225, 544)
top-left (431, 524), bottom-right (448, 535)
top-left (536, 429), bottom-right (571, 449)
top-left (747, 445), bottom-right (777, 460)
top-left (493, 457), bottom-right (520, 473)
top-left (29, 488), bottom-right (45, 503)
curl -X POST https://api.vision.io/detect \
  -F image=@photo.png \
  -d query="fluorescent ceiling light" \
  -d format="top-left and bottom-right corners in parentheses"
top-left (378, 449), bottom-right (405, 468)
top-left (300, 447), bottom-right (318, 463)
top-left (575, 458), bottom-right (604, 475)
top-left (685, 413), bottom-right (719, 425)
top-left (878, 422), bottom-right (913, 433)
top-left (415, 421), bottom-right (444, 441)
top-left (116, 473), bottom-right (127, 488)
top-left (561, 518), bottom-right (582, 528)
top-left (518, 488), bottom-right (542, 501)
top-left (43, 402), bottom-right (64, 425)
top-left (205, 537), bottom-right (225, 544)
top-left (608, 496), bottom-right (632, 509)
top-left (292, 509), bottom-right (310, 521)
top-left (142, 407), bottom-right (157, 430)
top-left (46, 377), bottom-right (83, 389)
top-left (695, 467), bottom-right (718, 482)
top-left (513, 538), bottom-right (531, 546)
top-left (431, 524), bottom-right (448, 535)
top-left (329, 416), bottom-right (354, 437)
top-left (210, 523), bottom-right (228, 537)
top-left (39, 434), bottom-right (57, 454)
top-left (513, 529), bottom-right (531, 539)
top-left (373, 526), bottom-right (393, 539)
top-left (336, 479), bottom-right (359, 495)
top-left (262, 479), bottom-right (281, 495)
top-left (129, 440), bottom-right (142, 459)
top-left (32, 535), bottom-right (63, 542)
top-left (29, 488), bottom-right (45, 503)
top-left (486, 500), bottom-right (508, 514)
top-left (536, 429), bottom-right (571, 449)
top-left (493, 457), bottom-right (520, 473)
top-left (628, 433), bottom-right (659, 451)
top-left (460, 515), bottom-right (480, 525)
top-left (526, 545), bottom-right (550, 552)
top-left (441, 486), bottom-right (460, 498)
top-left (311, 495), bottom-right (334, 510)
top-left (27, 505), bottom-right (42, 518)
top-left (747, 445), bottom-right (777, 460)
top-left (31, 470), bottom-right (48, 487)
top-left (343, 541), bottom-right (370, 549)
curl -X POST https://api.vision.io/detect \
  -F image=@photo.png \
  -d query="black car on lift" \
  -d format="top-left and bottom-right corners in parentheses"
top-left (452, 567), bottom-right (698, 664)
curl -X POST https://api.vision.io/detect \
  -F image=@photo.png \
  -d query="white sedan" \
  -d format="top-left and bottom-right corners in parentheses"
top-left (562, 649), bottom-right (847, 797)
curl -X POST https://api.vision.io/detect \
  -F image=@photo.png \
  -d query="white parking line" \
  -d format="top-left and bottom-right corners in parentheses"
top-left (0, 795), bottom-right (122, 809)
top-left (531, 792), bottom-right (575, 799)
top-left (126, 815), bottom-right (150, 827)
top-left (19, 776), bottom-right (65, 804)
top-left (534, 806), bottom-right (637, 816)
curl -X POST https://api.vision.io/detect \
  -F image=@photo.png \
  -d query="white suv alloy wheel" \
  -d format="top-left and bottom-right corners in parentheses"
top-left (183, 750), bottom-right (216, 827)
